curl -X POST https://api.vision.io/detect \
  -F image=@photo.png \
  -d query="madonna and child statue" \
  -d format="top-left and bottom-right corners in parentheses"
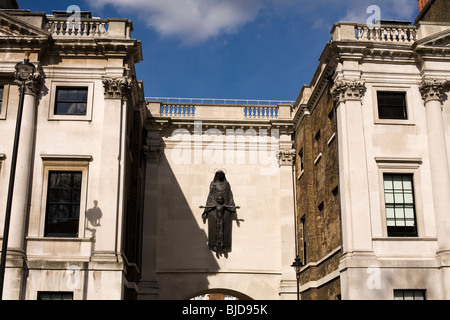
top-left (200, 170), bottom-right (240, 258)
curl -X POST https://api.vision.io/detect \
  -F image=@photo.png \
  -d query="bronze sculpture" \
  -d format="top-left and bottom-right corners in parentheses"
top-left (200, 171), bottom-right (240, 258)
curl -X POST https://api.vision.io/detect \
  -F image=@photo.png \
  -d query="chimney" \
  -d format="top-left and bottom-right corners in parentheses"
top-left (418, 0), bottom-right (430, 12)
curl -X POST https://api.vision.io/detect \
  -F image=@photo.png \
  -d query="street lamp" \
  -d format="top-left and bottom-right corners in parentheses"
top-left (291, 255), bottom-right (303, 301)
top-left (0, 54), bottom-right (36, 300)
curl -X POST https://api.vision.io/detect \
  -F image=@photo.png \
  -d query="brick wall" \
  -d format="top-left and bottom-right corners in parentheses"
top-left (418, 0), bottom-right (430, 12)
top-left (417, 0), bottom-right (450, 23)
top-left (294, 84), bottom-right (341, 300)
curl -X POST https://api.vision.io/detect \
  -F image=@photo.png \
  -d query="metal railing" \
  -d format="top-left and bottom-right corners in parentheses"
top-left (146, 97), bottom-right (294, 106)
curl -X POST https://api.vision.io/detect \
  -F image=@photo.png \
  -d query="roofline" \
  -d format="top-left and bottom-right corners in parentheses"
top-left (414, 0), bottom-right (436, 25)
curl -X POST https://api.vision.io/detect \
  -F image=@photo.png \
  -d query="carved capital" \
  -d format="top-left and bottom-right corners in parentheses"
top-left (278, 148), bottom-right (296, 166)
top-left (330, 79), bottom-right (365, 103)
top-left (419, 79), bottom-right (446, 103)
top-left (103, 77), bottom-right (133, 99)
top-left (143, 144), bottom-right (162, 164)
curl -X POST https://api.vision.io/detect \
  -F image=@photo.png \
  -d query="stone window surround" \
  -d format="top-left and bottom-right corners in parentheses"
top-left (0, 84), bottom-right (10, 120)
top-left (38, 154), bottom-right (92, 238)
top-left (48, 80), bottom-right (94, 121)
top-left (371, 84), bottom-right (415, 126)
top-left (375, 157), bottom-right (424, 238)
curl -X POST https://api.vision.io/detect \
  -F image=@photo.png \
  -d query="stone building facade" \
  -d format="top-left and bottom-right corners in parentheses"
top-left (293, 0), bottom-right (450, 300)
top-left (0, 7), bottom-right (145, 299)
top-left (139, 101), bottom-right (297, 300)
top-left (1, 0), bottom-right (450, 300)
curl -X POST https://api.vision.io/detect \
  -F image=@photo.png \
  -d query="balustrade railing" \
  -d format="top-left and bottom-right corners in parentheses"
top-left (244, 106), bottom-right (278, 119)
top-left (355, 24), bottom-right (417, 43)
top-left (161, 104), bottom-right (196, 117)
top-left (47, 18), bottom-right (109, 37)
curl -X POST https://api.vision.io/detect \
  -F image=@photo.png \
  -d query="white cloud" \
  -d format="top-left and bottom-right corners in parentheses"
top-left (340, 0), bottom-right (418, 23)
top-left (92, 0), bottom-right (265, 45)
top-left (91, 0), bottom-right (419, 45)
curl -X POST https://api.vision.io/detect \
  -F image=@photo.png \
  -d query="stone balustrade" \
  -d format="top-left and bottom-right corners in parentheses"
top-left (161, 104), bottom-right (196, 117)
top-left (355, 24), bottom-right (417, 43)
top-left (47, 18), bottom-right (132, 39)
top-left (331, 22), bottom-right (417, 43)
top-left (244, 106), bottom-right (279, 119)
top-left (147, 100), bottom-right (292, 121)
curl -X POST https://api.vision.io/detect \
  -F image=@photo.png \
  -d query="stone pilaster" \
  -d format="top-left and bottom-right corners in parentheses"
top-left (3, 74), bottom-right (41, 300)
top-left (332, 78), bottom-right (376, 300)
top-left (420, 79), bottom-right (450, 298)
top-left (91, 77), bottom-right (133, 265)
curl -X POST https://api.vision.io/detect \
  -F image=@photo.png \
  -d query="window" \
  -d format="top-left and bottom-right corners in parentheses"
top-left (38, 292), bottom-right (73, 300)
top-left (44, 171), bottom-right (82, 237)
top-left (299, 149), bottom-right (304, 172)
top-left (0, 84), bottom-right (9, 120)
top-left (383, 174), bottom-right (417, 237)
top-left (394, 290), bottom-right (425, 300)
top-left (48, 81), bottom-right (94, 121)
top-left (318, 201), bottom-right (324, 212)
top-left (39, 155), bottom-right (91, 238)
top-left (0, 85), bottom-right (3, 113)
top-left (54, 87), bottom-right (88, 115)
top-left (301, 216), bottom-right (307, 264)
top-left (315, 129), bottom-right (321, 141)
top-left (377, 91), bottom-right (407, 120)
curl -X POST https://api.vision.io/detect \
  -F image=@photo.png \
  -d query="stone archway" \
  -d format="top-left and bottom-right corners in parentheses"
top-left (188, 289), bottom-right (253, 301)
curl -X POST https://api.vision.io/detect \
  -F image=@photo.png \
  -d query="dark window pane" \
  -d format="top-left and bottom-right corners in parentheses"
top-left (394, 290), bottom-right (426, 300)
top-left (45, 171), bottom-right (82, 237)
top-left (377, 92), bottom-right (407, 120)
top-left (0, 86), bottom-right (4, 113)
top-left (38, 292), bottom-right (74, 300)
top-left (54, 87), bottom-right (88, 116)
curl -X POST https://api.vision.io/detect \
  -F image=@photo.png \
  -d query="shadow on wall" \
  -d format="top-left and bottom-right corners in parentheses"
top-left (83, 200), bottom-right (103, 300)
top-left (150, 154), bottom-right (225, 300)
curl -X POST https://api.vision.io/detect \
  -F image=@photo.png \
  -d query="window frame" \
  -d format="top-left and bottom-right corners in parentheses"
top-left (393, 289), bottom-right (426, 300)
top-left (37, 291), bottom-right (74, 300)
top-left (377, 91), bottom-right (408, 120)
top-left (372, 85), bottom-right (415, 126)
top-left (44, 170), bottom-right (83, 237)
top-left (39, 155), bottom-right (91, 238)
top-left (48, 81), bottom-right (94, 121)
top-left (376, 157), bottom-right (424, 238)
top-left (0, 84), bottom-right (10, 120)
top-left (301, 215), bottom-right (307, 264)
top-left (383, 173), bottom-right (417, 237)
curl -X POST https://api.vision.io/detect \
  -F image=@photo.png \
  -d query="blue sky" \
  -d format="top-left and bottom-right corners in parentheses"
top-left (19, 0), bottom-right (419, 102)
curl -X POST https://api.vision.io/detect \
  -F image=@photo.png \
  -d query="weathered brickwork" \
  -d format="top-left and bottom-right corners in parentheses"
top-left (294, 84), bottom-right (341, 300)
top-left (417, 0), bottom-right (450, 23)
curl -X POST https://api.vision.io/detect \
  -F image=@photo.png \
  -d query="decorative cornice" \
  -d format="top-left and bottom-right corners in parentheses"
top-left (103, 77), bottom-right (133, 99)
top-left (330, 79), bottom-right (365, 103)
top-left (419, 79), bottom-right (446, 103)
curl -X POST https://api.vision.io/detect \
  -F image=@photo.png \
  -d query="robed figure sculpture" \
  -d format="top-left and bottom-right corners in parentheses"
top-left (200, 171), bottom-right (240, 258)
